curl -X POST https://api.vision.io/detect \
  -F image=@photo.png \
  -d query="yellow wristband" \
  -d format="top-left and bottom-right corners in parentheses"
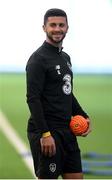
top-left (42, 131), bottom-right (51, 138)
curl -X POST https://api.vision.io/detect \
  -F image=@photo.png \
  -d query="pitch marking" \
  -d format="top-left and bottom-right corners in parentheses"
top-left (0, 110), bottom-right (36, 178)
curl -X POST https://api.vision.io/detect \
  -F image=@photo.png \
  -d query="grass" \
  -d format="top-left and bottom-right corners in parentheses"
top-left (0, 73), bottom-right (112, 179)
top-left (0, 130), bottom-right (34, 179)
top-left (73, 74), bottom-right (112, 179)
top-left (0, 73), bottom-right (29, 143)
top-left (73, 74), bottom-right (112, 154)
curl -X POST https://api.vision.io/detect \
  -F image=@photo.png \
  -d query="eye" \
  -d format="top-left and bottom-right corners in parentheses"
top-left (50, 23), bottom-right (56, 27)
top-left (59, 23), bottom-right (65, 27)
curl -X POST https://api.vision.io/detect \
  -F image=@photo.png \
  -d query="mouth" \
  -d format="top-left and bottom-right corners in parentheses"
top-left (53, 34), bottom-right (62, 37)
top-left (52, 33), bottom-right (63, 38)
top-left (47, 31), bottom-right (65, 43)
top-left (53, 32), bottom-right (63, 35)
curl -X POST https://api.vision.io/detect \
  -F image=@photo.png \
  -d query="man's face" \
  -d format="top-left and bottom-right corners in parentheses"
top-left (43, 16), bottom-right (68, 44)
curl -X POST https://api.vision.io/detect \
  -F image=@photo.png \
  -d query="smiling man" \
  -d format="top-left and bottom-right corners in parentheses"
top-left (43, 16), bottom-right (68, 44)
top-left (26, 8), bottom-right (91, 179)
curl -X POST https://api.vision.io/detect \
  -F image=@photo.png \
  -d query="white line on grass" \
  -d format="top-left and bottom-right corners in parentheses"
top-left (0, 110), bottom-right (36, 179)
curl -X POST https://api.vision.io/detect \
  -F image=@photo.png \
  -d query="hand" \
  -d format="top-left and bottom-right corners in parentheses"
top-left (40, 135), bottom-right (56, 157)
top-left (81, 118), bottom-right (92, 137)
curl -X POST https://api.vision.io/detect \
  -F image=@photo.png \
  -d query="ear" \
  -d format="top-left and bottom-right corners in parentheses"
top-left (67, 25), bottom-right (69, 32)
top-left (43, 25), bottom-right (46, 32)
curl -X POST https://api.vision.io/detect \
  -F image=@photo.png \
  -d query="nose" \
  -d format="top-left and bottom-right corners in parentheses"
top-left (54, 25), bottom-right (61, 31)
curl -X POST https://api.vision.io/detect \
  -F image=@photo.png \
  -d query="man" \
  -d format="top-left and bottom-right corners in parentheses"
top-left (26, 8), bottom-right (91, 179)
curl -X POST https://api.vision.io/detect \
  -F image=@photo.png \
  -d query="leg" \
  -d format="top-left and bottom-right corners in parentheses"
top-left (62, 139), bottom-right (83, 180)
top-left (28, 132), bottom-right (62, 179)
top-left (62, 172), bottom-right (83, 179)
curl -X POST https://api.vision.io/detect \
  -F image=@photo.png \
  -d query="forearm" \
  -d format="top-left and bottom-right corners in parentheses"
top-left (72, 93), bottom-right (89, 118)
top-left (27, 98), bottom-right (49, 133)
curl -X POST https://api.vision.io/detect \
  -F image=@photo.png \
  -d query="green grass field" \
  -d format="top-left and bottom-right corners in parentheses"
top-left (0, 73), bottom-right (112, 179)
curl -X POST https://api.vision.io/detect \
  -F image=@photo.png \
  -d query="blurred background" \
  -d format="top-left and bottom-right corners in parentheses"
top-left (0, 0), bottom-right (112, 179)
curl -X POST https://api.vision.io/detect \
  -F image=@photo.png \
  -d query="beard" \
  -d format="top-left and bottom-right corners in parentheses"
top-left (46, 31), bottom-right (66, 44)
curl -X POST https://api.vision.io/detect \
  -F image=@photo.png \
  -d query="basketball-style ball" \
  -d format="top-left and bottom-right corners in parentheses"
top-left (70, 115), bottom-right (88, 135)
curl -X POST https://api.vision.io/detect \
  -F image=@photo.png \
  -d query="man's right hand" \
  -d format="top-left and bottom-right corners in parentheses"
top-left (40, 135), bottom-right (56, 157)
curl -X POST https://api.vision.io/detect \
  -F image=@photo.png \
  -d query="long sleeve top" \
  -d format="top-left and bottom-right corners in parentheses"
top-left (26, 41), bottom-right (88, 134)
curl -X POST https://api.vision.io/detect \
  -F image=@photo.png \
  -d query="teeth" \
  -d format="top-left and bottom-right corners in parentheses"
top-left (53, 33), bottom-right (62, 35)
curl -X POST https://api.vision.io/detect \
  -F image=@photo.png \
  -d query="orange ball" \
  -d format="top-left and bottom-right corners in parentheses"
top-left (70, 115), bottom-right (88, 135)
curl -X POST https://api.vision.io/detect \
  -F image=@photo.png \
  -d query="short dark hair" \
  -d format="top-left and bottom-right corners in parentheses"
top-left (44, 8), bottom-right (68, 25)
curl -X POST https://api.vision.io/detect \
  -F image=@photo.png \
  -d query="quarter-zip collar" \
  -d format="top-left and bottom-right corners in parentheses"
top-left (42, 41), bottom-right (63, 53)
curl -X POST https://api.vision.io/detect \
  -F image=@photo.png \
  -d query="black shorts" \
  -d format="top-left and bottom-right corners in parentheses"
top-left (28, 129), bottom-right (82, 179)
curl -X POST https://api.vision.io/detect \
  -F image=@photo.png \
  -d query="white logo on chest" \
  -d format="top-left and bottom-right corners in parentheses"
top-left (62, 74), bottom-right (71, 95)
top-left (55, 65), bottom-right (61, 74)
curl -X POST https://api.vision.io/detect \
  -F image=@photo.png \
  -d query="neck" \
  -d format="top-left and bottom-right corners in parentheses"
top-left (46, 38), bottom-right (63, 48)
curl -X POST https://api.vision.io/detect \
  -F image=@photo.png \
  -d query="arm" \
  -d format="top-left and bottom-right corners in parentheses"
top-left (72, 93), bottom-right (92, 136)
top-left (26, 54), bottom-right (49, 133)
top-left (72, 93), bottom-right (89, 118)
top-left (26, 53), bottom-right (56, 156)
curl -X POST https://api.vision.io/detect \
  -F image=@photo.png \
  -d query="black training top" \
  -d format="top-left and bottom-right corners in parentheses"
top-left (26, 41), bottom-right (88, 134)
